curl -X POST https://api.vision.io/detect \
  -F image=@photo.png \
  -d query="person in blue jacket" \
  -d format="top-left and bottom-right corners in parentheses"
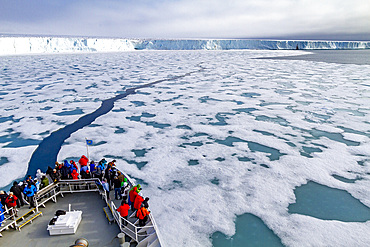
top-left (102, 178), bottom-right (110, 200)
top-left (23, 183), bottom-right (37, 208)
top-left (97, 160), bottom-right (105, 172)
top-left (0, 201), bottom-right (4, 226)
top-left (89, 160), bottom-right (96, 173)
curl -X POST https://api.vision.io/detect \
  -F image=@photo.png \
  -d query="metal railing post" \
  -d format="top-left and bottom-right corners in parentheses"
top-left (135, 224), bottom-right (138, 242)
top-left (35, 195), bottom-right (39, 212)
top-left (119, 212), bottom-right (122, 230)
top-left (54, 188), bottom-right (57, 203)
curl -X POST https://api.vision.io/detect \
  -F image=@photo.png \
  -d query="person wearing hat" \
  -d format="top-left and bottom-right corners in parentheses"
top-left (143, 197), bottom-right (150, 209)
top-left (136, 205), bottom-right (150, 226)
top-left (23, 183), bottom-right (37, 208)
top-left (71, 169), bottom-right (80, 190)
top-left (5, 192), bottom-right (18, 218)
top-left (133, 194), bottom-right (144, 212)
top-left (10, 181), bottom-right (24, 207)
top-left (128, 184), bottom-right (141, 210)
top-left (40, 176), bottom-right (49, 190)
top-left (120, 177), bottom-right (130, 198)
top-left (35, 169), bottom-right (46, 184)
top-left (0, 191), bottom-right (8, 208)
top-left (25, 175), bottom-right (35, 186)
top-left (50, 169), bottom-right (61, 183)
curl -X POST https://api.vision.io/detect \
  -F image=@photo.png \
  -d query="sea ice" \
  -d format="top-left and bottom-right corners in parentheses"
top-left (0, 50), bottom-right (369, 246)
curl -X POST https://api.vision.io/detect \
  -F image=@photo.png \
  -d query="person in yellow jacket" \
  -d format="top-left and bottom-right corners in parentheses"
top-left (136, 205), bottom-right (150, 226)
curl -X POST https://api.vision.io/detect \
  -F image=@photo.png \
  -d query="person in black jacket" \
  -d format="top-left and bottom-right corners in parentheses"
top-left (0, 191), bottom-right (8, 208)
top-left (143, 197), bottom-right (150, 209)
top-left (10, 181), bottom-right (24, 207)
top-left (104, 167), bottom-right (113, 189)
top-left (60, 163), bottom-right (69, 179)
top-left (113, 176), bottom-right (122, 200)
top-left (25, 175), bottom-right (35, 186)
top-left (50, 169), bottom-right (61, 183)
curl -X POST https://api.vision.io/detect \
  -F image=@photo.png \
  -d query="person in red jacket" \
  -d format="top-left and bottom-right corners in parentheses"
top-left (71, 169), bottom-right (79, 190)
top-left (117, 200), bottom-right (130, 225)
top-left (136, 206), bottom-right (150, 226)
top-left (5, 192), bottom-right (18, 218)
top-left (129, 187), bottom-right (139, 210)
top-left (134, 194), bottom-right (144, 211)
top-left (71, 169), bottom-right (79, 180)
top-left (78, 155), bottom-right (89, 167)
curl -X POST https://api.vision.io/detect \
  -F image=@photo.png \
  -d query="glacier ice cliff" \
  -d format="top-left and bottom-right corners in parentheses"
top-left (0, 37), bottom-right (369, 55)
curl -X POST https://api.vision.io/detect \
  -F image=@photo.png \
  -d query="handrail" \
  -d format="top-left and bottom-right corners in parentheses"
top-left (2, 167), bottom-right (163, 245)
top-left (111, 170), bottom-right (164, 246)
top-left (0, 207), bottom-right (16, 225)
top-left (110, 199), bottom-right (155, 243)
top-left (0, 206), bottom-right (17, 230)
top-left (17, 211), bottom-right (43, 230)
top-left (33, 178), bottom-right (103, 213)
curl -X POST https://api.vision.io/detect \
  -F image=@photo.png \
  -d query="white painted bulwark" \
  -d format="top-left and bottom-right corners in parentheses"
top-left (47, 211), bottom-right (82, 235)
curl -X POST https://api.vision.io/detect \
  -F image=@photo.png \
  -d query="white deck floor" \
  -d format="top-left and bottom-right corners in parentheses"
top-left (0, 192), bottom-right (122, 247)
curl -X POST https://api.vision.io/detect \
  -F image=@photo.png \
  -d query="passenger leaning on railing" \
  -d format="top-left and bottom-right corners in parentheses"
top-left (50, 169), bottom-right (61, 183)
top-left (133, 194), bottom-right (144, 212)
top-left (5, 192), bottom-right (18, 218)
top-left (128, 184), bottom-right (141, 210)
top-left (71, 169), bottom-right (80, 190)
top-left (142, 197), bottom-right (149, 209)
top-left (136, 205), bottom-right (150, 227)
top-left (40, 176), bottom-right (49, 189)
top-left (117, 200), bottom-right (130, 225)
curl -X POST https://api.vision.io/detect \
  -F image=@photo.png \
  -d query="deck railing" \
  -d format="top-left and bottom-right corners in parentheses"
top-left (34, 178), bottom-right (102, 212)
top-left (0, 205), bottom-right (18, 236)
top-left (2, 168), bottom-right (163, 245)
top-left (110, 201), bottom-right (156, 243)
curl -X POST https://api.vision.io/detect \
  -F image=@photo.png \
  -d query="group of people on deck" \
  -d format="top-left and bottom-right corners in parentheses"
top-left (117, 184), bottom-right (151, 227)
top-left (1, 155), bottom-right (151, 228)
top-left (0, 174), bottom-right (41, 226)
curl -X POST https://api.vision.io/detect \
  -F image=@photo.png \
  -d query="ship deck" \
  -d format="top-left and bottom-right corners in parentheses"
top-left (0, 191), bottom-right (123, 247)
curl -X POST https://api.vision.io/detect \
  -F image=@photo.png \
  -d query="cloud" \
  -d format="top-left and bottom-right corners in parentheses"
top-left (0, 0), bottom-right (369, 40)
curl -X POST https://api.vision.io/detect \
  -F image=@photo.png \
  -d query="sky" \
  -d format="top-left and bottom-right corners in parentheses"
top-left (0, 0), bottom-right (369, 40)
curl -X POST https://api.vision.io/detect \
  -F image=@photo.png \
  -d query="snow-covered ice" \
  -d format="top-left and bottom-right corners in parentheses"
top-left (0, 49), bottom-right (369, 246)
top-left (1, 37), bottom-right (370, 56)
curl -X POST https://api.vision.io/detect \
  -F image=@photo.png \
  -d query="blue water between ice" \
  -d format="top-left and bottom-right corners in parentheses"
top-left (26, 72), bottom-right (197, 177)
top-left (2, 51), bottom-right (369, 246)
top-left (288, 181), bottom-right (370, 222)
top-left (212, 214), bottom-right (284, 247)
